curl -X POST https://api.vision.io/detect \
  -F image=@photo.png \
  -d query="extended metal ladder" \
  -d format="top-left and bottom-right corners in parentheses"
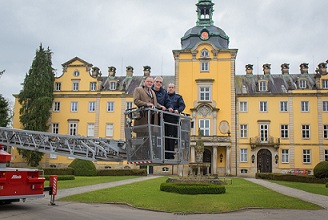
top-left (0, 127), bottom-right (126, 161)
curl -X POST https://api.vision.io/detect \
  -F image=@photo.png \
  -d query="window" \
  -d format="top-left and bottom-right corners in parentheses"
top-left (200, 62), bottom-right (209, 72)
top-left (281, 149), bottom-right (289, 163)
top-left (239, 101), bottom-right (248, 112)
top-left (280, 101), bottom-right (288, 112)
top-left (90, 82), bottom-right (97, 91)
top-left (324, 125), bottom-right (328, 139)
top-left (53, 102), bottom-right (60, 112)
top-left (106, 124), bottom-right (114, 137)
top-left (107, 102), bottom-right (114, 112)
top-left (199, 87), bottom-right (210, 101)
top-left (302, 125), bottom-right (310, 139)
top-left (280, 124), bottom-right (289, 139)
top-left (71, 102), bottom-right (78, 112)
top-left (240, 149), bottom-right (248, 162)
top-left (87, 124), bottom-right (94, 137)
top-left (260, 124), bottom-right (269, 142)
top-left (299, 80), bottom-right (307, 89)
top-left (303, 149), bottom-right (311, 163)
top-left (73, 70), bottom-right (80, 77)
top-left (325, 150), bottom-right (328, 161)
top-left (88, 101), bottom-right (96, 112)
top-left (322, 79), bottom-right (328, 89)
top-left (199, 119), bottom-right (210, 136)
top-left (55, 82), bottom-right (61, 91)
top-left (259, 101), bottom-right (268, 112)
top-left (259, 81), bottom-right (267, 91)
top-left (69, 122), bottom-right (78, 135)
top-left (126, 101), bottom-right (133, 110)
top-left (72, 82), bottom-right (79, 91)
top-left (240, 124), bottom-right (248, 138)
top-left (162, 167), bottom-right (169, 172)
top-left (52, 123), bottom-right (59, 134)
top-left (240, 169), bottom-right (248, 174)
top-left (323, 101), bottom-right (328, 112)
top-left (301, 101), bottom-right (309, 112)
top-left (109, 82), bottom-right (116, 90)
top-left (200, 49), bottom-right (209, 57)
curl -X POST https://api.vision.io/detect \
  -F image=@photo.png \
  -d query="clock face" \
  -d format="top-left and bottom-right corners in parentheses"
top-left (201, 31), bottom-right (209, 40)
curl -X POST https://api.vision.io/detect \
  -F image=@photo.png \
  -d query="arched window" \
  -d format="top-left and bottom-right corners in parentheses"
top-left (200, 49), bottom-right (209, 58)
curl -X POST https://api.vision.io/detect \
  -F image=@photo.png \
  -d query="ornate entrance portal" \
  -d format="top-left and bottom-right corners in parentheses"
top-left (257, 149), bottom-right (272, 173)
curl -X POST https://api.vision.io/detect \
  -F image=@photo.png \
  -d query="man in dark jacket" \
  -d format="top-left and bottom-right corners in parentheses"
top-left (165, 83), bottom-right (186, 159)
top-left (151, 76), bottom-right (173, 111)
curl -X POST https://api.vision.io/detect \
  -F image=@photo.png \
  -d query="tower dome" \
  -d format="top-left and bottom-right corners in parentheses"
top-left (181, 0), bottom-right (229, 50)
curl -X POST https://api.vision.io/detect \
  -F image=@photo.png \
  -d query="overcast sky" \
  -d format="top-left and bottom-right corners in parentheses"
top-left (1, 0), bottom-right (327, 102)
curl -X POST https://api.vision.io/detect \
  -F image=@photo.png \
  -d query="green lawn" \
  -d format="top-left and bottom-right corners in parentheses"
top-left (59, 177), bottom-right (321, 213)
top-left (45, 176), bottom-right (140, 189)
top-left (269, 180), bottom-right (328, 196)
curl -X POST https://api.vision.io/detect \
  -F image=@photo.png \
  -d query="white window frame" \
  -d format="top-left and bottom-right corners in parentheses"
top-left (200, 61), bottom-right (209, 72)
top-left (109, 82), bottom-right (116, 90)
top-left (281, 149), bottom-right (289, 163)
top-left (72, 81), bottom-right (79, 91)
top-left (54, 102), bottom-right (60, 112)
top-left (303, 149), bottom-right (311, 164)
top-left (301, 101), bottom-right (309, 112)
top-left (259, 101), bottom-right (268, 112)
top-left (87, 123), bottom-right (95, 137)
top-left (323, 101), bottom-right (328, 112)
top-left (162, 167), bottom-right (169, 173)
top-left (260, 124), bottom-right (269, 142)
top-left (199, 87), bottom-right (211, 101)
top-left (280, 124), bottom-right (289, 139)
top-left (240, 149), bottom-right (248, 162)
top-left (322, 79), bottom-right (328, 89)
top-left (90, 82), bottom-right (97, 91)
top-left (325, 149), bottom-right (328, 161)
top-left (299, 79), bottom-right (307, 89)
top-left (55, 82), bottom-right (61, 91)
top-left (107, 102), bottom-right (114, 112)
top-left (71, 102), bottom-right (78, 112)
top-left (126, 101), bottom-right (133, 110)
top-left (69, 122), bottom-right (78, 136)
top-left (52, 123), bottom-right (59, 134)
top-left (324, 125), bottom-right (328, 139)
top-left (199, 119), bottom-right (210, 136)
top-left (106, 124), bottom-right (114, 137)
top-left (259, 81), bottom-right (267, 91)
top-left (88, 101), bottom-right (96, 112)
top-left (239, 101), bottom-right (248, 112)
top-left (302, 124), bottom-right (310, 139)
top-left (240, 124), bottom-right (248, 138)
top-left (280, 101), bottom-right (288, 112)
top-left (200, 49), bottom-right (209, 58)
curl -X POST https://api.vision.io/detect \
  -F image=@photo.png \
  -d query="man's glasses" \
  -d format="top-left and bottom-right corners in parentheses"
top-left (155, 81), bottom-right (163, 84)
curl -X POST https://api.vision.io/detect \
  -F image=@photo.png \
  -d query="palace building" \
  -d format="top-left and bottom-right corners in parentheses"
top-left (11, 0), bottom-right (328, 177)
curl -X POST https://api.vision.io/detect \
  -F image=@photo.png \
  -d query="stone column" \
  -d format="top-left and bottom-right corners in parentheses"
top-left (226, 146), bottom-right (231, 175)
top-left (212, 146), bottom-right (218, 175)
top-left (191, 146), bottom-right (195, 162)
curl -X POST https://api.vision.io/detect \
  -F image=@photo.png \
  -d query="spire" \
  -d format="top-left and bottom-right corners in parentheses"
top-left (196, 0), bottom-right (215, 26)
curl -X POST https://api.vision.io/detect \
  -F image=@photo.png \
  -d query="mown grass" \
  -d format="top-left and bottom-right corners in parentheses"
top-left (44, 176), bottom-right (140, 189)
top-left (269, 180), bottom-right (328, 196)
top-left (59, 177), bottom-right (321, 213)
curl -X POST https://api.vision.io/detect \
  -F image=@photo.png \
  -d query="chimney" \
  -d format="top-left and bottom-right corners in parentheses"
top-left (126, 66), bottom-right (134, 77)
top-left (281, 63), bottom-right (289, 75)
top-left (318, 62), bottom-right (327, 74)
top-left (108, 66), bottom-right (116, 77)
top-left (143, 66), bottom-right (151, 77)
top-left (263, 64), bottom-right (271, 75)
top-left (300, 63), bottom-right (309, 74)
top-left (245, 64), bottom-right (253, 75)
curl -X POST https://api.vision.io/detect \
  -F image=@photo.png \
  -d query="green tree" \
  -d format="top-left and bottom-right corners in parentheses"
top-left (18, 44), bottom-right (55, 167)
top-left (0, 95), bottom-right (11, 127)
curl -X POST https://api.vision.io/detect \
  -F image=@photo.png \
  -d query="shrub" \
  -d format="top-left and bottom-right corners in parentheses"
top-left (256, 173), bottom-right (327, 184)
top-left (160, 182), bottom-right (226, 194)
top-left (326, 182), bottom-right (328, 188)
top-left (44, 175), bottom-right (75, 181)
top-left (313, 161), bottom-right (328, 179)
top-left (43, 167), bottom-right (74, 175)
top-left (96, 169), bottom-right (147, 176)
top-left (68, 159), bottom-right (97, 176)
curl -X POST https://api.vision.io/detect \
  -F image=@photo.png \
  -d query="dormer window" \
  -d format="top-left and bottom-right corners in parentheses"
top-left (201, 49), bottom-right (209, 58)
top-left (322, 79), bottom-right (328, 89)
top-left (109, 81), bottom-right (116, 90)
top-left (299, 79), bottom-right (307, 89)
top-left (259, 81), bottom-right (268, 92)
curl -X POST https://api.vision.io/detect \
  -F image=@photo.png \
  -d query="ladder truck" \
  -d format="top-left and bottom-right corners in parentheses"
top-left (0, 107), bottom-right (191, 204)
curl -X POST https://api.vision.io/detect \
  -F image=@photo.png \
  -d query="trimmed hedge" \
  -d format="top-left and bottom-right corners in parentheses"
top-left (68, 159), bottom-right (97, 176)
top-left (44, 175), bottom-right (75, 181)
top-left (43, 167), bottom-right (74, 175)
top-left (97, 169), bottom-right (147, 176)
top-left (314, 161), bottom-right (328, 178)
top-left (256, 173), bottom-right (327, 184)
top-left (160, 182), bottom-right (226, 194)
top-left (326, 182), bottom-right (328, 188)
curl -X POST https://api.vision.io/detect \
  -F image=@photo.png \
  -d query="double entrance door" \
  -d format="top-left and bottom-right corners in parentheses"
top-left (257, 149), bottom-right (272, 173)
